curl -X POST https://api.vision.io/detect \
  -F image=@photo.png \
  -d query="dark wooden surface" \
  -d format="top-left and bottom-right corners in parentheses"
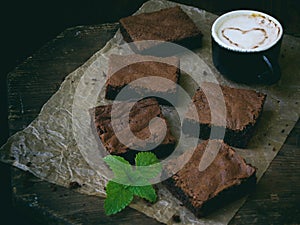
top-left (5, 21), bottom-right (300, 225)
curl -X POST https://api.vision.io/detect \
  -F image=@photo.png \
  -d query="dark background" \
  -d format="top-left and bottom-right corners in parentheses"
top-left (0, 0), bottom-right (299, 224)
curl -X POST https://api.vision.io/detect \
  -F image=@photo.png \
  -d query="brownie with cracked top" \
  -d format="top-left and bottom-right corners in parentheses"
top-left (105, 54), bottom-right (180, 105)
top-left (163, 140), bottom-right (256, 217)
top-left (182, 83), bottom-right (266, 148)
top-left (91, 98), bottom-right (176, 163)
top-left (119, 6), bottom-right (203, 53)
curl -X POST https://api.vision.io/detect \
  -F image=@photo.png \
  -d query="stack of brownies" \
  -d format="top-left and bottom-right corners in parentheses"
top-left (91, 6), bottom-right (266, 217)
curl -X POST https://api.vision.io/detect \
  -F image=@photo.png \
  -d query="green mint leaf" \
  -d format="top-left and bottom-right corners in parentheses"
top-left (128, 174), bottom-right (151, 187)
top-left (103, 155), bottom-right (130, 170)
top-left (135, 152), bottom-right (159, 166)
top-left (103, 155), bottom-right (134, 185)
top-left (104, 181), bottom-right (133, 215)
top-left (129, 185), bottom-right (157, 203)
top-left (135, 152), bottom-right (162, 180)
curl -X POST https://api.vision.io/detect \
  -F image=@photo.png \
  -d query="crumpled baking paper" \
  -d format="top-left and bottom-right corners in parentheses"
top-left (1, 0), bottom-right (300, 224)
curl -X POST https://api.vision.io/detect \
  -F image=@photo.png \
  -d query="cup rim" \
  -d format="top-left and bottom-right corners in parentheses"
top-left (211, 10), bottom-right (283, 53)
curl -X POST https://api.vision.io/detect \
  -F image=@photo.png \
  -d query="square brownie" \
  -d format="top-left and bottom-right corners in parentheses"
top-left (119, 6), bottom-right (203, 52)
top-left (163, 140), bottom-right (256, 217)
top-left (182, 83), bottom-right (266, 148)
top-left (105, 54), bottom-right (180, 105)
top-left (91, 98), bottom-right (176, 163)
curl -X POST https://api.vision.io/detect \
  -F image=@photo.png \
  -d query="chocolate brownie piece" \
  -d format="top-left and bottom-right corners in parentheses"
top-left (119, 6), bottom-right (203, 53)
top-left (163, 140), bottom-right (256, 217)
top-left (182, 83), bottom-right (266, 148)
top-left (105, 54), bottom-right (180, 105)
top-left (91, 98), bottom-right (176, 163)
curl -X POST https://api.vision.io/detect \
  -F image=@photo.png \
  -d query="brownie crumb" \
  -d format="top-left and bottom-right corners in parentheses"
top-left (145, 201), bottom-right (153, 207)
top-left (172, 215), bottom-right (181, 223)
top-left (69, 181), bottom-right (82, 189)
top-left (50, 184), bottom-right (57, 192)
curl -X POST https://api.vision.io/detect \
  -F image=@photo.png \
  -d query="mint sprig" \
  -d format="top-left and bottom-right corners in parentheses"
top-left (103, 152), bottom-right (161, 215)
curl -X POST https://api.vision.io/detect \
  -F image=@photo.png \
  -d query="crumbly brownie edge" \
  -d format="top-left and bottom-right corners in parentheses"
top-left (119, 22), bottom-right (143, 53)
top-left (119, 21), bottom-right (134, 43)
top-left (174, 32), bottom-right (203, 50)
top-left (182, 118), bottom-right (211, 140)
top-left (117, 142), bottom-right (177, 164)
top-left (105, 84), bottom-right (178, 106)
top-left (182, 118), bottom-right (259, 148)
top-left (105, 83), bottom-right (122, 100)
top-left (137, 34), bottom-right (203, 55)
top-left (224, 123), bottom-right (257, 148)
top-left (128, 34), bottom-right (203, 54)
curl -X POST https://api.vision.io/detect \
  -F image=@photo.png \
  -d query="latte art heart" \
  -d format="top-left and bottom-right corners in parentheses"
top-left (215, 13), bottom-right (281, 51)
top-left (222, 27), bottom-right (268, 49)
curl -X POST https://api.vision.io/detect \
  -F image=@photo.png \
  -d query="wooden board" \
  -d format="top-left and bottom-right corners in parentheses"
top-left (6, 23), bottom-right (300, 224)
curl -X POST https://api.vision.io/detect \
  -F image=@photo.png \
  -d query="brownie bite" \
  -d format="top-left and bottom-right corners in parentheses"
top-left (91, 98), bottom-right (176, 163)
top-left (182, 83), bottom-right (266, 148)
top-left (163, 140), bottom-right (256, 217)
top-left (119, 6), bottom-right (203, 52)
top-left (105, 54), bottom-right (180, 105)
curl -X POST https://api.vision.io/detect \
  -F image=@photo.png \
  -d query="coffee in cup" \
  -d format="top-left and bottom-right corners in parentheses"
top-left (211, 10), bottom-right (283, 84)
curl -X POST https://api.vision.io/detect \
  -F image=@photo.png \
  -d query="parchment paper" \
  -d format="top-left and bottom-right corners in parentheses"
top-left (1, 0), bottom-right (300, 224)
